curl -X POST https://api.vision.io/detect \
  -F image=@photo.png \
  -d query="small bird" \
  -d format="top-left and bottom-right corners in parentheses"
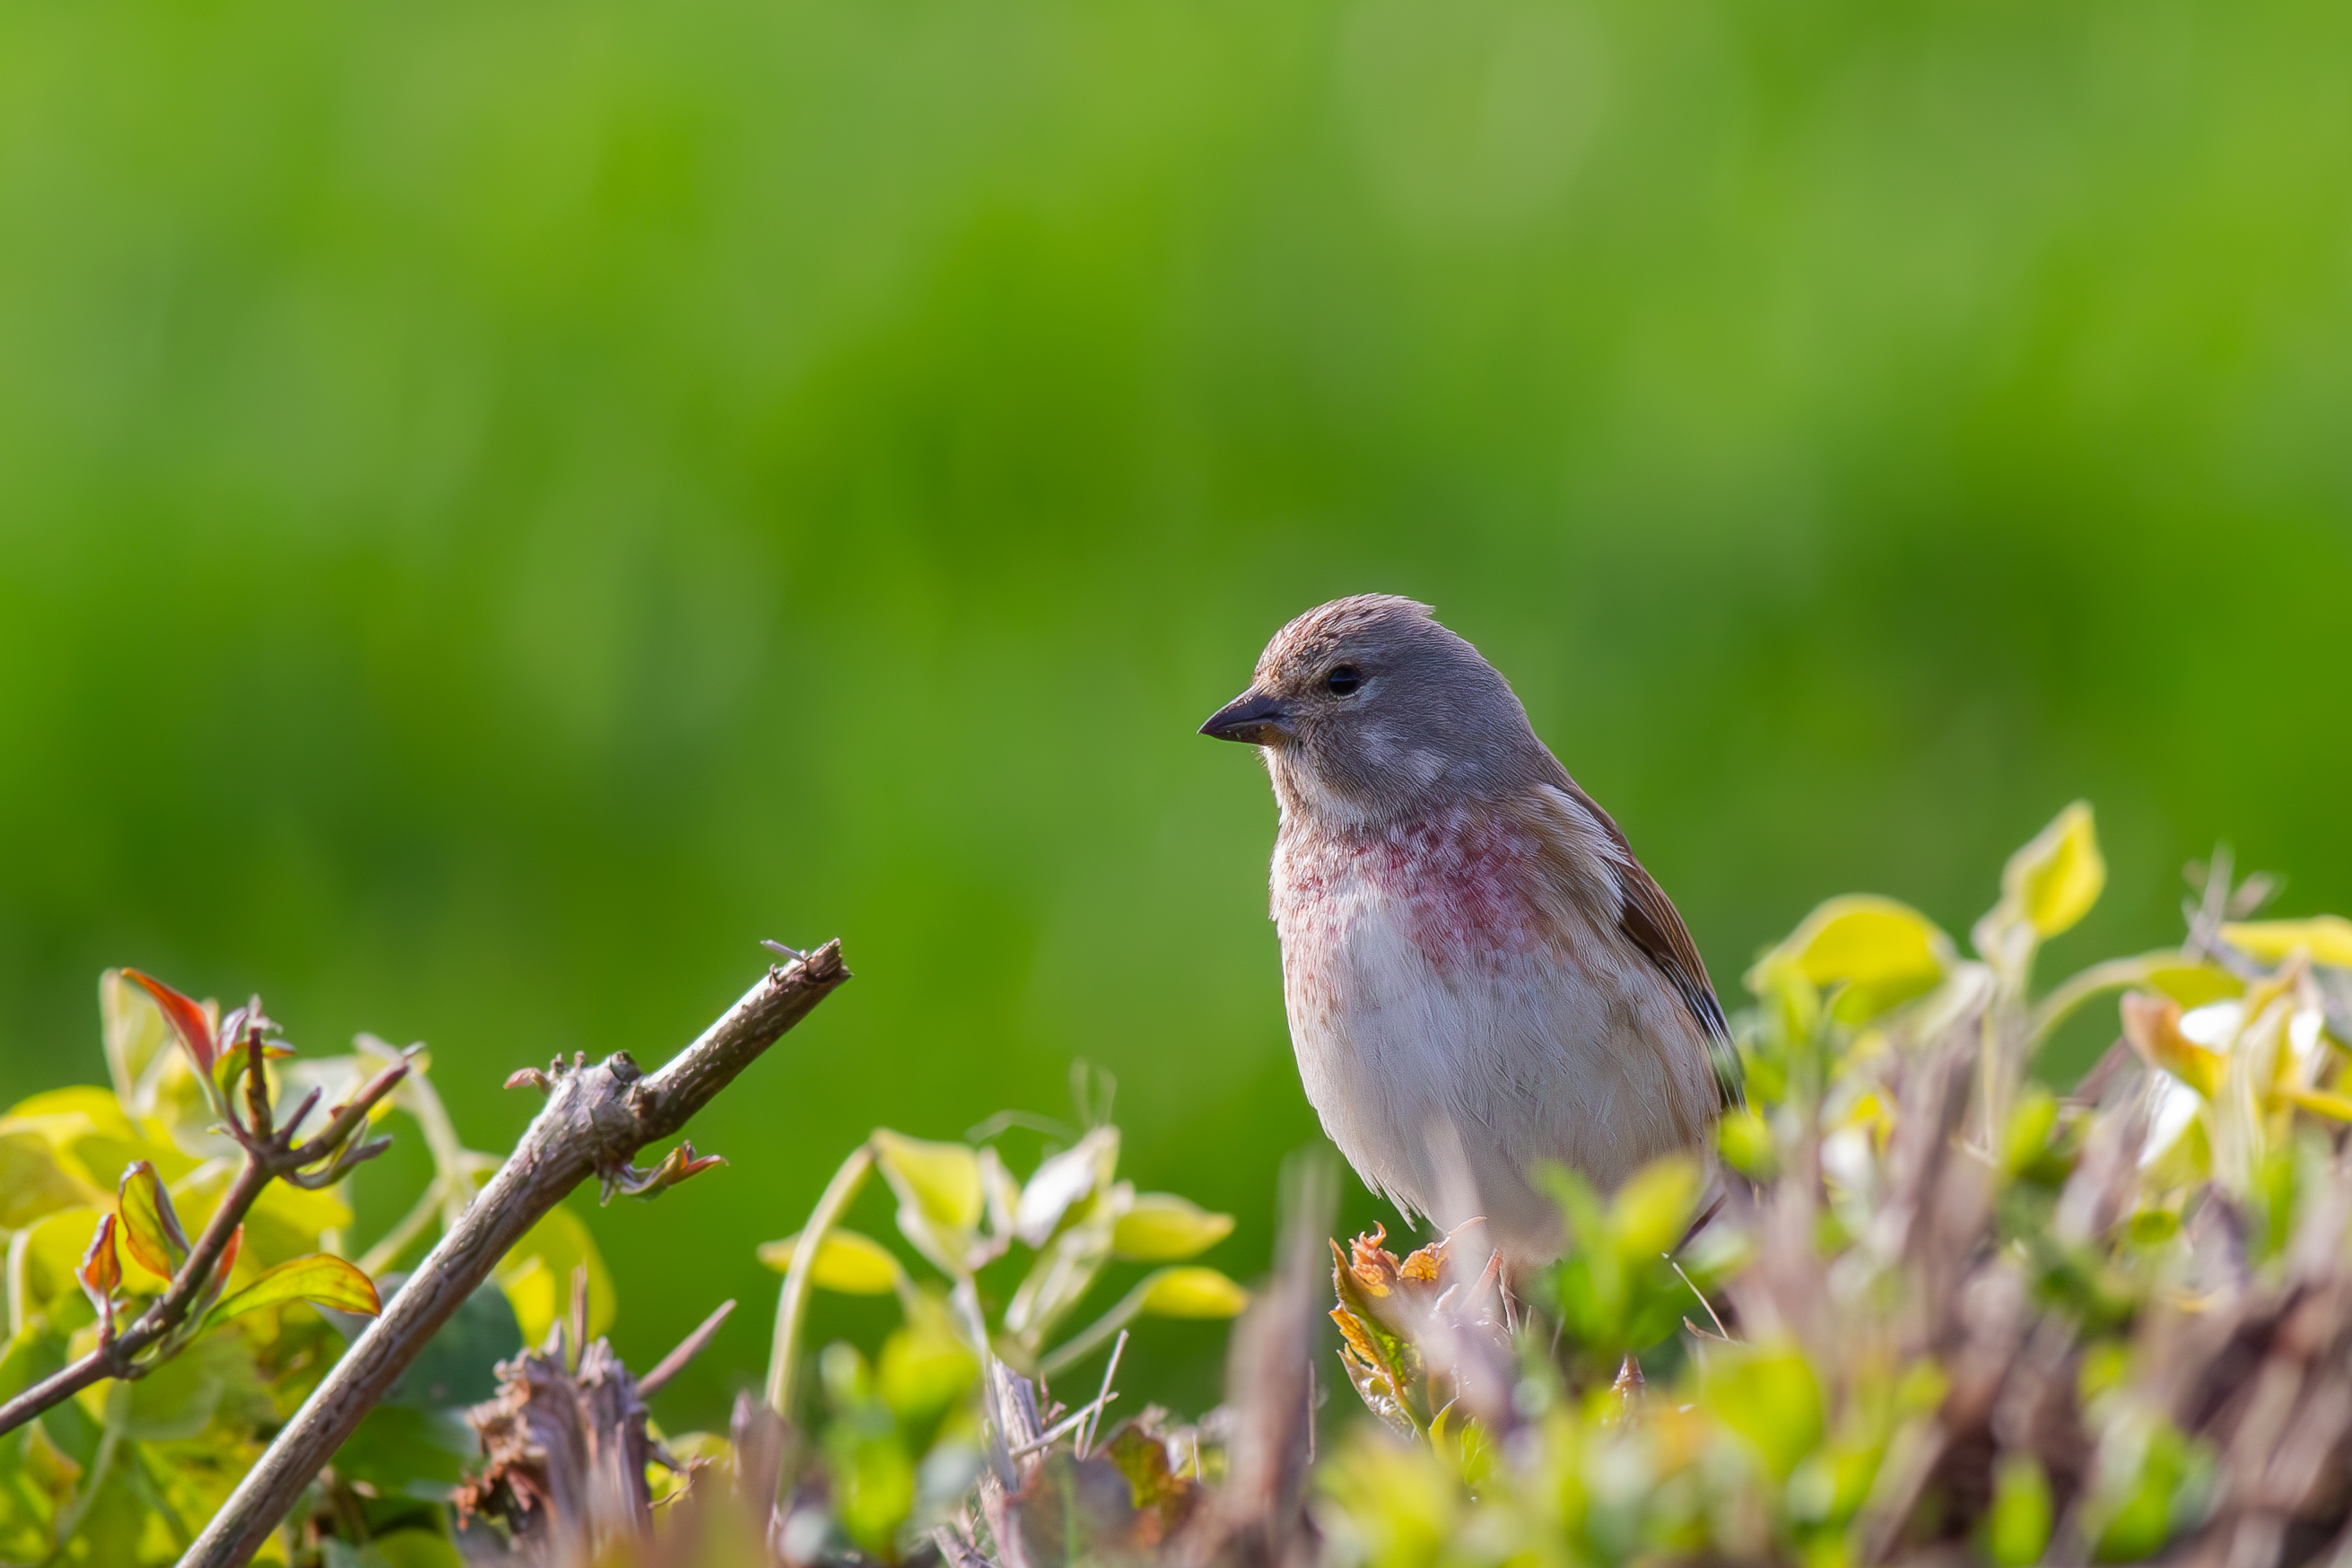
top-left (1201, 595), bottom-right (1738, 1267)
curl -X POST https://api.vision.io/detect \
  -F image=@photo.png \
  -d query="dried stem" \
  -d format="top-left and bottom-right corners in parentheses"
top-left (640, 1298), bottom-right (737, 1398)
top-left (764, 1138), bottom-right (874, 1418)
top-left (175, 940), bottom-right (850, 1568)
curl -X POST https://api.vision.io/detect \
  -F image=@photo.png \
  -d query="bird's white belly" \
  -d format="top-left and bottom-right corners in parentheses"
top-left (1274, 839), bottom-right (1709, 1262)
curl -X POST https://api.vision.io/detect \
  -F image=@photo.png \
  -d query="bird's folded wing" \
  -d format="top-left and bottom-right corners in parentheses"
top-left (1529, 780), bottom-right (1746, 1111)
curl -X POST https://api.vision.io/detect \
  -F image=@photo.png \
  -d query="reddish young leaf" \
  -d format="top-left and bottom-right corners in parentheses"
top-left (623, 1140), bottom-right (727, 1199)
top-left (123, 969), bottom-right (217, 1077)
top-left (117, 1161), bottom-right (191, 1279)
top-left (78, 1213), bottom-right (122, 1332)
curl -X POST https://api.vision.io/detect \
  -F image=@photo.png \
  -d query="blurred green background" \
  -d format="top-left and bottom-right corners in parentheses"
top-left (3, 0), bottom-right (2348, 1432)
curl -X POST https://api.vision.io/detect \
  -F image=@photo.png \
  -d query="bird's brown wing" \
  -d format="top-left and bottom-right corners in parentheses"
top-left (1549, 780), bottom-right (1745, 1111)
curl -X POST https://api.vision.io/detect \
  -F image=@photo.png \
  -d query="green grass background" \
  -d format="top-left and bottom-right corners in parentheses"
top-left (3, 0), bottom-right (2349, 1431)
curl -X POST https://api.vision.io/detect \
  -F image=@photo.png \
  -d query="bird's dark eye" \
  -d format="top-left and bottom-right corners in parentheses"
top-left (1325, 665), bottom-right (1362, 696)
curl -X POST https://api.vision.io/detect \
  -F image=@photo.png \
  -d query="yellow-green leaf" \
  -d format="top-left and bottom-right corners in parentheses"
top-left (1135, 1266), bottom-right (1250, 1319)
top-left (869, 1129), bottom-right (983, 1235)
top-left (494, 1204), bottom-right (614, 1349)
top-left (1, 1085), bottom-right (194, 1193)
top-left (20, 1206), bottom-right (102, 1314)
top-left (2004, 802), bottom-right (2105, 940)
top-left (1988, 1452), bottom-right (2054, 1568)
top-left (2223, 916), bottom-right (2352, 971)
top-left (1609, 1155), bottom-right (1702, 1261)
top-left (2002, 1086), bottom-right (2060, 1177)
top-left (204, 1253), bottom-right (379, 1329)
top-left (0, 1133), bottom-right (84, 1229)
top-left (100, 969), bottom-right (172, 1109)
top-left (1112, 1193), bottom-right (1235, 1261)
top-left (1718, 1108), bottom-right (1777, 1180)
top-left (1750, 895), bottom-right (1953, 1021)
top-left (2281, 1086), bottom-right (2352, 1123)
top-left (756, 1227), bottom-right (907, 1295)
top-left (242, 1177), bottom-right (356, 1266)
top-left (2139, 957), bottom-right (2243, 1009)
top-left (1703, 1346), bottom-right (1824, 1479)
top-left (876, 1291), bottom-right (979, 1417)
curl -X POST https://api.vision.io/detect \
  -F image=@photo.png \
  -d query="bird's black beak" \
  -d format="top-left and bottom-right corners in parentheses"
top-left (1199, 688), bottom-right (1291, 745)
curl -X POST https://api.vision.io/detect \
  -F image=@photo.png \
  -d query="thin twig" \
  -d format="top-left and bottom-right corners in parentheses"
top-left (1670, 1259), bottom-right (1732, 1341)
top-left (640, 1299), bottom-right (737, 1398)
top-left (175, 941), bottom-right (850, 1568)
top-left (1076, 1329), bottom-right (1128, 1459)
top-left (1010, 1390), bottom-right (1120, 1459)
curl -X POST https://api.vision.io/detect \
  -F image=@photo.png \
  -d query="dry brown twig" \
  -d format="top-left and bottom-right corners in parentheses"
top-left (176, 940), bottom-right (850, 1568)
top-left (454, 1278), bottom-right (737, 1565)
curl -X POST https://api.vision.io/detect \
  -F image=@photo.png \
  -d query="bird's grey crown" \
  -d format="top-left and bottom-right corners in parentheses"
top-left (1252, 594), bottom-right (1555, 825)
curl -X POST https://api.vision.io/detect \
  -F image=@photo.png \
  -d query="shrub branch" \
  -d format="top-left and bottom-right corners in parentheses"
top-left (175, 940), bottom-right (851, 1568)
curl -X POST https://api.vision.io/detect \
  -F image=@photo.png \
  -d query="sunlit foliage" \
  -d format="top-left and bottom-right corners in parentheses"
top-left (1317, 806), bottom-right (2352, 1568)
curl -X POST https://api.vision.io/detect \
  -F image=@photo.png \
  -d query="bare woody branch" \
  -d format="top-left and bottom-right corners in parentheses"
top-left (176, 940), bottom-right (852, 1568)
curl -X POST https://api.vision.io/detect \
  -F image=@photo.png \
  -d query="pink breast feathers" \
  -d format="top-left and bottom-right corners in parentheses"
top-left (1286, 806), bottom-right (1559, 977)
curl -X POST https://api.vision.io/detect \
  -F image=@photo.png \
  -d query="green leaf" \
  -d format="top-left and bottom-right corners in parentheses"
top-left (1988, 1452), bottom-right (2053, 1568)
top-left (2002, 1086), bottom-right (2060, 1178)
top-left (1135, 1266), bottom-right (1250, 1318)
top-left (2087, 1421), bottom-right (2205, 1562)
top-left (826, 1422), bottom-right (915, 1555)
top-left (109, 1331), bottom-right (265, 1441)
top-left (1112, 1193), bottom-right (1235, 1261)
top-left (116, 1160), bottom-right (190, 1281)
top-left (875, 1291), bottom-right (979, 1418)
top-left (1717, 1108), bottom-right (1778, 1180)
top-left (203, 1253), bottom-right (380, 1330)
top-left (756, 1227), bottom-right (907, 1295)
top-left (1703, 1346), bottom-right (1824, 1480)
top-left (0, 1324), bottom-right (67, 1406)
top-left (332, 1403), bottom-right (478, 1499)
top-left (381, 1279), bottom-right (523, 1412)
top-left (367, 1530), bottom-right (469, 1568)
top-left (2006, 801), bottom-right (2105, 941)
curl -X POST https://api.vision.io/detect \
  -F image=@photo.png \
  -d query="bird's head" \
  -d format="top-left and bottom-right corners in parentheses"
top-left (1199, 595), bottom-right (1545, 825)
